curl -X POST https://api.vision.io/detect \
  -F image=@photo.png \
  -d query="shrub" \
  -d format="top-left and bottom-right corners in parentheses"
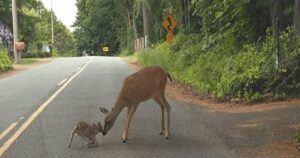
top-left (137, 27), bottom-right (300, 102)
top-left (294, 132), bottom-right (300, 144)
top-left (0, 47), bottom-right (13, 71)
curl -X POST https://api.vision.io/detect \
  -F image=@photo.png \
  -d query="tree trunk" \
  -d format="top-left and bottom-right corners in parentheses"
top-left (181, 0), bottom-right (190, 28)
top-left (142, 2), bottom-right (149, 48)
top-left (124, 0), bottom-right (138, 39)
top-left (270, 0), bottom-right (283, 69)
top-left (270, 0), bottom-right (283, 39)
top-left (294, 0), bottom-right (300, 35)
top-left (132, 17), bottom-right (138, 40)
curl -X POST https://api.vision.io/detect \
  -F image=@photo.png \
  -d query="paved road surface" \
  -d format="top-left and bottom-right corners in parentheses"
top-left (0, 57), bottom-right (299, 158)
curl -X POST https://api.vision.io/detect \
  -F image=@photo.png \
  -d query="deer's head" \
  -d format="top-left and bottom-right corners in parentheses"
top-left (99, 107), bottom-right (116, 135)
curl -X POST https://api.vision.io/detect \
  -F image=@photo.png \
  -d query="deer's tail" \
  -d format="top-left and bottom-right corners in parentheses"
top-left (167, 73), bottom-right (172, 82)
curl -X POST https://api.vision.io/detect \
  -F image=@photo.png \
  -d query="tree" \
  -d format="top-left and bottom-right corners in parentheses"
top-left (294, 0), bottom-right (300, 35)
top-left (271, 0), bottom-right (283, 39)
top-left (74, 0), bottom-right (127, 54)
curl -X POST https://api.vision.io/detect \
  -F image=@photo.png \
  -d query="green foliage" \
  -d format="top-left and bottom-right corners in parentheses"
top-left (0, 48), bottom-right (13, 71)
top-left (138, 26), bottom-right (300, 102)
top-left (20, 58), bottom-right (38, 65)
top-left (294, 132), bottom-right (300, 143)
top-left (74, 0), bottom-right (127, 54)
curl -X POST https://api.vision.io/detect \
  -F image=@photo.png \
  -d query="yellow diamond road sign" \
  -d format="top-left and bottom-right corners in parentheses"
top-left (103, 47), bottom-right (109, 52)
top-left (162, 16), bottom-right (176, 32)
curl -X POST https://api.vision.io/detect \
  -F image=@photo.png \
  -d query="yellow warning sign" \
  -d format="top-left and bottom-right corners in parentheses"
top-left (162, 16), bottom-right (176, 32)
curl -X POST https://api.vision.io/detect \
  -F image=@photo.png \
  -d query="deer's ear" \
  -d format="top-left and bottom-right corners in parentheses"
top-left (98, 107), bottom-right (109, 114)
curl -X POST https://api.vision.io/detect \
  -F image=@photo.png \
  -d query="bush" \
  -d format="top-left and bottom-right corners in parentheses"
top-left (0, 47), bottom-right (13, 71)
top-left (137, 27), bottom-right (300, 103)
top-left (294, 132), bottom-right (300, 144)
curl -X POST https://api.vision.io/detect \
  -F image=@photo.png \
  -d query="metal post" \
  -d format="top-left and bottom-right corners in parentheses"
top-left (12, 0), bottom-right (19, 63)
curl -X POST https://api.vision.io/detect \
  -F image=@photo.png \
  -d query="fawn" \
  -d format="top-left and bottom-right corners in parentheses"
top-left (68, 121), bottom-right (103, 148)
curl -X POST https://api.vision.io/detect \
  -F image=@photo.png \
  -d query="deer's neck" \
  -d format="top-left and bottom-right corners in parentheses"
top-left (110, 97), bottom-right (128, 121)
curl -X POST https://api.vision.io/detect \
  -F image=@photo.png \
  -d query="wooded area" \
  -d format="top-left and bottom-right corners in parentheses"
top-left (73, 0), bottom-right (298, 102)
top-left (0, 0), bottom-right (75, 57)
top-left (0, 0), bottom-right (299, 102)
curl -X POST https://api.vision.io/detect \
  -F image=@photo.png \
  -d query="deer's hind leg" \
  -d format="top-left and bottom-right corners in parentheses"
top-left (161, 95), bottom-right (171, 139)
top-left (153, 96), bottom-right (165, 135)
top-left (156, 91), bottom-right (171, 139)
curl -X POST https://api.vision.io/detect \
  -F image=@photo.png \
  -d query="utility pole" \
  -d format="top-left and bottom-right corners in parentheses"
top-left (51, 0), bottom-right (54, 44)
top-left (50, 0), bottom-right (54, 56)
top-left (12, 0), bottom-right (19, 63)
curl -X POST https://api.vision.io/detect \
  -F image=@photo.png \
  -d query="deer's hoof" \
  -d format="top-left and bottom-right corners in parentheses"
top-left (122, 139), bottom-right (127, 143)
top-left (159, 129), bottom-right (164, 135)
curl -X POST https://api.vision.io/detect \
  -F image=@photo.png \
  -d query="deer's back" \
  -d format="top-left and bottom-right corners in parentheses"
top-left (121, 66), bottom-right (168, 102)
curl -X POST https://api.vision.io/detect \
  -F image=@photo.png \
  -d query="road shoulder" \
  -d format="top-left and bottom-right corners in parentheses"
top-left (0, 58), bottom-right (52, 79)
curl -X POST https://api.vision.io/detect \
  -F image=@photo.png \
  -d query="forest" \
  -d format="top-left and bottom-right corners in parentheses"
top-left (0, 0), bottom-right (300, 103)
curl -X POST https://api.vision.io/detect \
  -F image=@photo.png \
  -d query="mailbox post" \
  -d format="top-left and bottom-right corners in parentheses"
top-left (15, 42), bottom-right (25, 62)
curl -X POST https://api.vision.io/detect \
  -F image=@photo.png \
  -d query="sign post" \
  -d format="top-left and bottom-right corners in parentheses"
top-left (15, 42), bottom-right (25, 62)
top-left (102, 47), bottom-right (109, 56)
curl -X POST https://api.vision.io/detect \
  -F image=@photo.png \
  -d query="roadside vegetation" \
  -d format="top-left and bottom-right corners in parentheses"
top-left (138, 28), bottom-right (300, 103)
top-left (19, 58), bottom-right (38, 65)
top-left (0, 0), bottom-right (77, 58)
top-left (0, 47), bottom-right (12, 71)
top-left (74, 0), bottom-right (300, 103)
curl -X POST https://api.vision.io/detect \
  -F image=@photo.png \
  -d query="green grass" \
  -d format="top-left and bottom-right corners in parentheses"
top-left (294, 132), bottom-right (300, 143)
top-left (20, 58), bottom-right (39, 65)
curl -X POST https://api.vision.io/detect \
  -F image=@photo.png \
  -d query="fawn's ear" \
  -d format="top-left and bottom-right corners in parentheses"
top-left (98, 107), bottom-right (109, 114)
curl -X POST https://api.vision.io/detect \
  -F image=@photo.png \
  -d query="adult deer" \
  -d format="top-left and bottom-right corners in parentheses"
top-left (99, 66), bottom-right (172, 143)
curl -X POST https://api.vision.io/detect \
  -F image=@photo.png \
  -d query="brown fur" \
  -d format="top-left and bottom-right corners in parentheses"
top-left (68, 121), bottom-right (103, 147)
top-left (100, 66), bottom-right (172, 142)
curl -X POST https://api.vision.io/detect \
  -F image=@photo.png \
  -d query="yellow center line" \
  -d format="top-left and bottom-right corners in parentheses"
top-left (0, 58), bottom-right (92, 157)
top-left (0, 122), bottom-right (18, 141)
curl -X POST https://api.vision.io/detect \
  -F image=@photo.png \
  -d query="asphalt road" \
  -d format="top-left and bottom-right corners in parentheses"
top-left (0, 57), bottom-right (299, 158)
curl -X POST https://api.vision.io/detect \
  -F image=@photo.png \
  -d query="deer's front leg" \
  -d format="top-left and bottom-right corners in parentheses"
top-left (87, 136), bottom-right (99, 148)
top-left (122, 104), bottom-right (138, 143)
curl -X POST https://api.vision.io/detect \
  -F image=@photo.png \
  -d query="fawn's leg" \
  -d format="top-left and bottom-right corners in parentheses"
top-left (87, 136), bottom-right (99, 148)
top-left (68, 129), bottom-right (76, 147)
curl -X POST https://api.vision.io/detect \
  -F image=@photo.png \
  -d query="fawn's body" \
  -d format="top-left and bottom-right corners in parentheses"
top-left (68, 121), bottom-right (103, 147)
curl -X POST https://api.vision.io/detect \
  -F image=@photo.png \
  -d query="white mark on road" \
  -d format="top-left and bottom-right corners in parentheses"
top-left (76, 66), bottom-right (82, 72)
top-left (57, 79), bottom-right (67, 86)
top-left (0, 122), bottom-right (18, 141)
top-left (0, 116), bottom-right (24, 141)
top-left (0, 58), bottom-right (92, 157)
